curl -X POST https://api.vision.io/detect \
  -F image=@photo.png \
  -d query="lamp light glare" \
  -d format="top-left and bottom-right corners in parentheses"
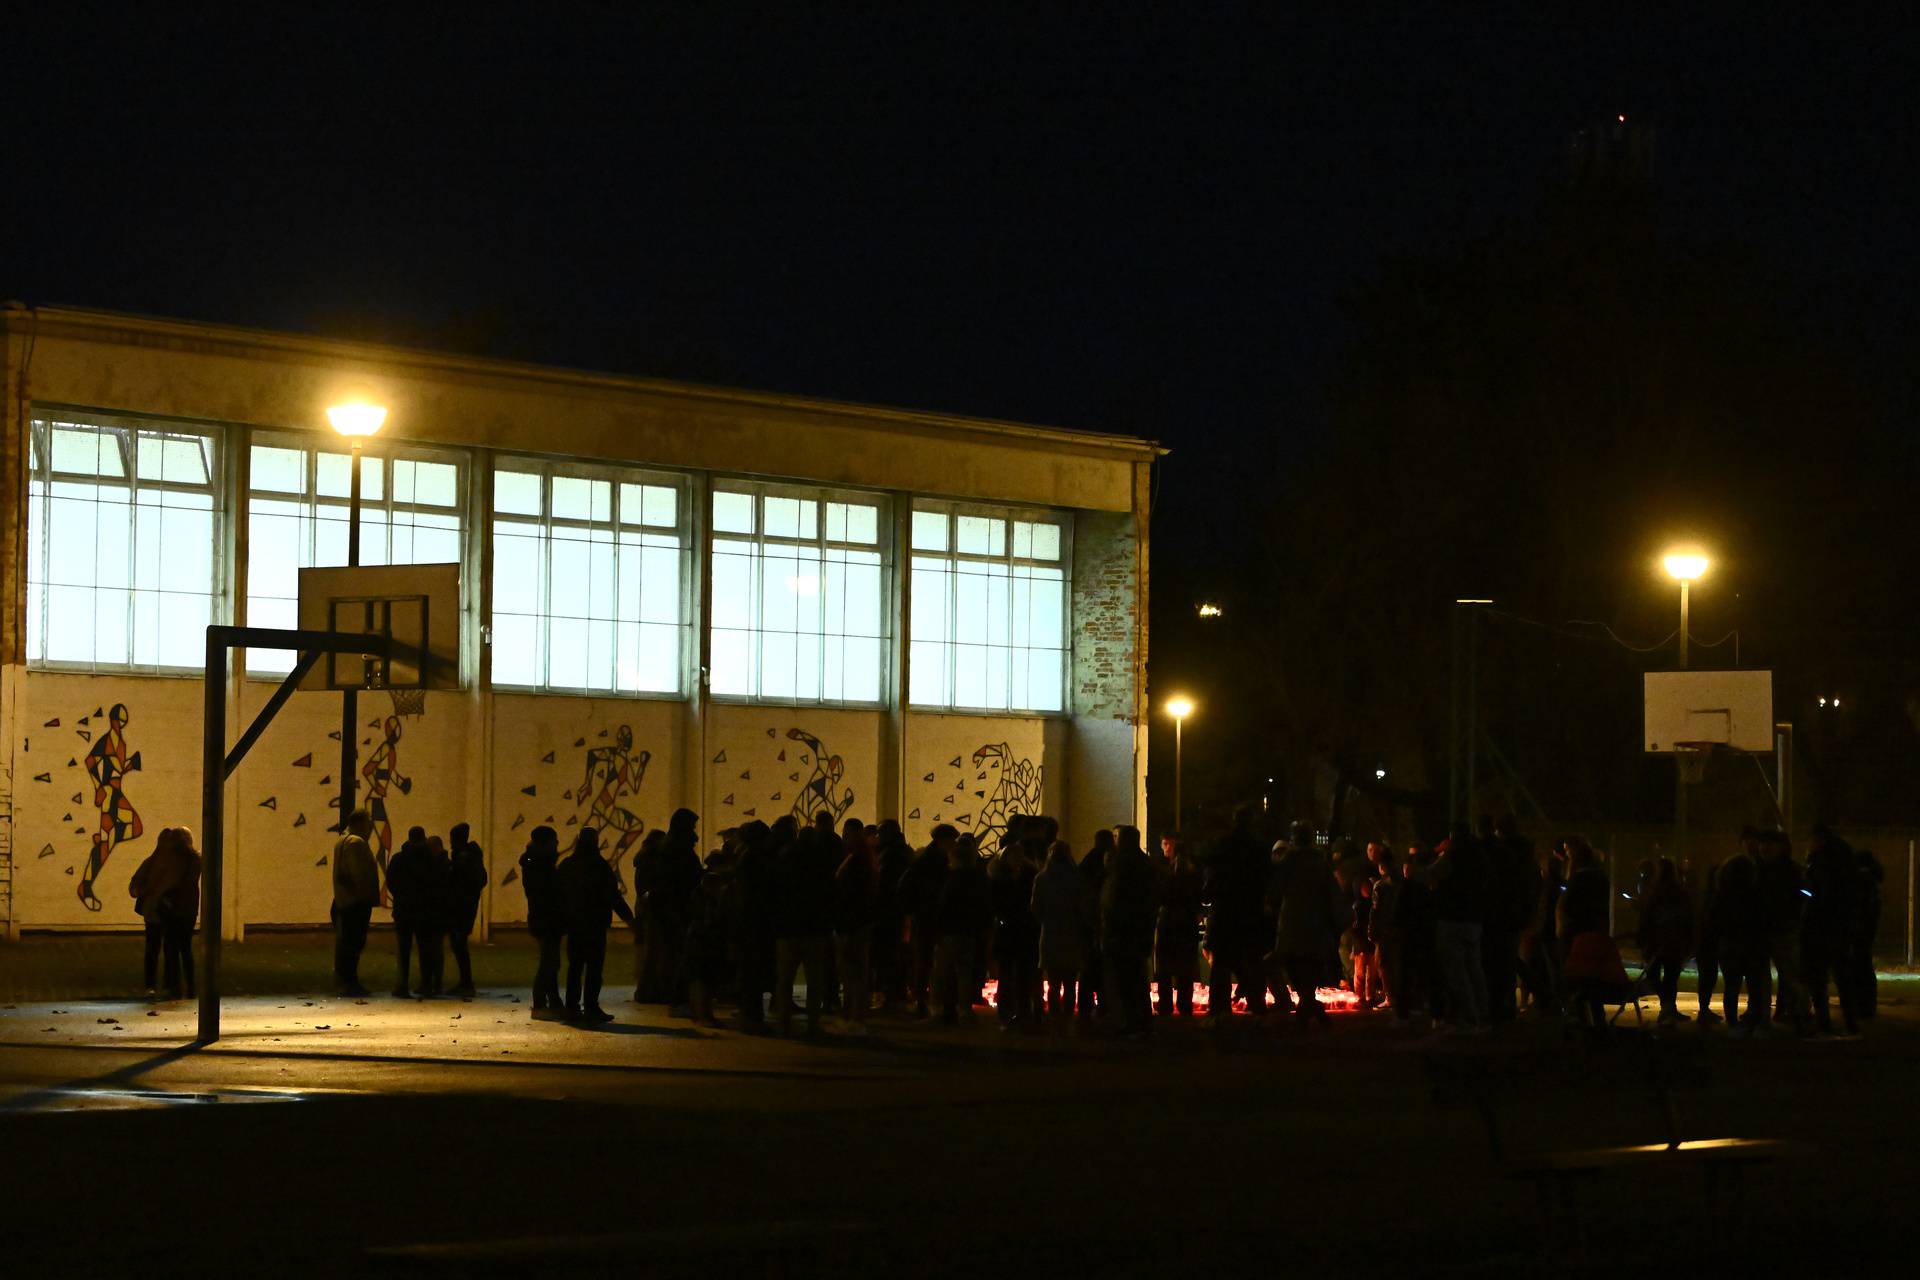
top-left (1663, 551), bottom-right (1709, 582)
top-left (1374, 768), bottom-right (1387, 781)
top-left (1165, 696), bottom-right (1195, 721)
top-left (327, 402), bottom-right (388, 438)
top-left (1197, 602), bottom-right (1223, 618)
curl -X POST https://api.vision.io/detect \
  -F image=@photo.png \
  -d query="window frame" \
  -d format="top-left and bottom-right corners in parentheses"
top-left (242, 429), bottom-right (469, 681)
top-left (486, 454), bottom-right (693, 699)
top-left (706, 478), bottom-right (893, 708)
top-left (24, 410), bottom-right (229, 676)
top-left (906, 498), bottom-right (1072, 716)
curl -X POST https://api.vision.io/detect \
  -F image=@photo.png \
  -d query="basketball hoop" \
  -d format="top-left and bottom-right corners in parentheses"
top-left (387, 686), bottom-right (427, 718)
top-left (1674, 741), bottom-right (1715, 784)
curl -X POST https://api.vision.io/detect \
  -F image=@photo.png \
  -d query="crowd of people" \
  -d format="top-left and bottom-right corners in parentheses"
top-left (121, 800), bottom-right (1875, 1046)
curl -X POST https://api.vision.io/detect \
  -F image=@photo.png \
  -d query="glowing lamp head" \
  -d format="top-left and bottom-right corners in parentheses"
top-left (326, 402), bottom-right (388, 438)
top-left (1197, 602), bottom-right (1223, 619)
top-left (1663, 551), bottom-right (1709, 582)
top-left (1165, 696), bottom-right (1195, 721)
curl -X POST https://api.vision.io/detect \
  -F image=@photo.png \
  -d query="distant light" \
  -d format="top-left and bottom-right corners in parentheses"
top-left (1617, 114), bottom-right (1626, 122)
top-left (1818, 697), bottom-right (1827, 707)
top-left (1663, 550), bottom-right (1709, 582)
top-left (326, 402), bottom-right (387, 438)
top-left (1455, 598), bottom-right (1493, 605)
top-left (1197, 602), bottom-right (1223, 619)
top-left (1374, 768), bottom-right (1387, 781)
top-left (1165, 695), bottom-right (1195, 721)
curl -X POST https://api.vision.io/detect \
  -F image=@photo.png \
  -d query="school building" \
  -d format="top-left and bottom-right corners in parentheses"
top-left (0, 305), bottom-right (1158, 937)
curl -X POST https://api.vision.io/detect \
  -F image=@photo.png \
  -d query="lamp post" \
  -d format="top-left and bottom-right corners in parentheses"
top-left (1662, 549), bottom-right (1709, 866)
top-left (1165, 695), bottom-right (1195, 832)
top-left (326, 402), bottom-right (386, 829)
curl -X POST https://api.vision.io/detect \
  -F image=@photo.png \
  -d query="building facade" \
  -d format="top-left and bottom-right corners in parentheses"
top-left (0, 306), bottom-right (1156, 937)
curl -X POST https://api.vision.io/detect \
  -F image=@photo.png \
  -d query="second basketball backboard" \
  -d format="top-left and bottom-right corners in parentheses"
top-left (1643, 669), bottom-right (1773, 753)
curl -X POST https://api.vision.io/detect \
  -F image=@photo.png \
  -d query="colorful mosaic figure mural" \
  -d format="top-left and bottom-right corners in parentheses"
top-left (78, 703), bottom-right (143, 911)
top-left (787, 728), bottom-right (854, 825)
top-left (360, 714), bottom-right (413, 902)
top-left (579, 725), bottom-right (651, 885)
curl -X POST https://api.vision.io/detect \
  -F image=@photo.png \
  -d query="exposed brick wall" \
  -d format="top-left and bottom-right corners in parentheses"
top-left (1071, 507), bottom-right (1143, 723)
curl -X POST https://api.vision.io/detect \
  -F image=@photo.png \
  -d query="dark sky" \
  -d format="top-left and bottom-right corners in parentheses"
top-left (8, 6), bottom-right (1917, 571)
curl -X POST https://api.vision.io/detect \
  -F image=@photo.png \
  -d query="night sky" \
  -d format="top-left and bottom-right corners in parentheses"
top-left (9, 7), bottom-right (1917, 827)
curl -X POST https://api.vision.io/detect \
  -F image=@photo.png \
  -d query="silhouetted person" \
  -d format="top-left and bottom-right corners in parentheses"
top-left (559, 827), bottom-right (636, 1022)
top-left (1483, 816), bottom-right (1533, 1023)
top-left (871, 820), bottom-right (913, 1011)
top-left (833, 819), bottom-right (877, 1031)
top-left (773, 814), bottom-right (837, 1037)
top-left (1802, 824), bottom-right (1862, 1036)
top-left (129, 826), bottom-right (200, 998)
top-left (1401, 845), bottom-right (1440, 1020)
top-left (635, 809), bottom-right (702, 1007)
top-left (1756, 830), bottom-right (1809, 1033)
top-left (1079, 827), bottom-right (1115, 1022)
top-left (1100, 826), bottom-right (1156, 1037)
top-left (1154, 836), bottom-right (1202, 1015)
top-left (933, 834), bottom-right (992, 1024)
top-left (1431, 824), bottom-right (1491, 1033)
top-left (685, 841), bottom-right (737, 1027)
top-left (1713, 833), bottom-right (1765, 1029)
top-left (386, 826), bottom-right (442, 997)
top-left (1032, 839), bottom-right (1086, 1023)
top-left (733, 820), bottom-right (777, 1031)
top-left (1557, 838), bottom-right (1615, 1036)
top-left (1848, 849), bottom-right (1884, 1021)
top-left (1693, 859), bottom-right (1723, 1024)
top-left (445, 822), bottom-right (487, 996)
top-left (1368, 847), bottom-right (1408, 1019)
top-left (901, 825), bottom-right (956, 1019)
top-left (331, 809), bottom-right (380, 996)
top-left (518, 825), bottom-right (564, 1017)
top-left (1267, 825), bottom-right (1340, 1026)
top-left (1636, 856), bottom-right (1694, 1024)
top-left (990, 835), bottom-right (1041, 1029)
top-left (1204, 807), bottom-right (1269, 1021)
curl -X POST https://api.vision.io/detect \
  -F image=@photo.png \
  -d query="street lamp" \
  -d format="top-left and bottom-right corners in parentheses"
top-left (1165, 695), bottom-right (1195, 832)
top-left (327, 401), bottom-right (386, 835)
top-left (1662, 549), bottom-right (1709, 670)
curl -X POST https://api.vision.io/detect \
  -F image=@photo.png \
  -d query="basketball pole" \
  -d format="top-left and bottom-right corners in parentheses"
top-left (340, 441), bottom-right (362, 835)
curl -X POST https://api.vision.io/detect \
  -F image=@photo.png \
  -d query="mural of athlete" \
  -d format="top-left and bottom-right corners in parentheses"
top-left (973, 743), bottom-right (1043, 850)
top-left (788, 728), bottom-right (854, 826)
top-left (360, 715), bottom-right (413, 901)
top-left (78, 703), bottom-right (143, 911)
top-left (579, 726), bottom-right (651, 887)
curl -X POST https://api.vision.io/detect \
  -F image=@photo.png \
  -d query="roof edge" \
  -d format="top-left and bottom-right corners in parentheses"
top-left (3, 302), bottom-right (1168, 460)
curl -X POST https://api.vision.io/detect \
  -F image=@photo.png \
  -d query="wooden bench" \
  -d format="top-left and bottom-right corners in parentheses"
top-left (1426, 1041), bottom-right (1801, 1267)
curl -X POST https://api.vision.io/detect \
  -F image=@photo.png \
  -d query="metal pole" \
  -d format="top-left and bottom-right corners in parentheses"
top-left (198, 634), bottom-right (226, 1043)
top-left (1465, 606), bottom-right (1479, 825)
top-left (1676, 579), bottom-right (1689, 867)
top-left (1174, 716), bottom-right (1183, 834)
top-left (340, 441), bottom-right (362, 832)
top-left (1447, 606), bottom-right (1461, 825)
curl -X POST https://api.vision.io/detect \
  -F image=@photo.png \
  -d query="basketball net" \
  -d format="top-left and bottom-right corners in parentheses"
top-left (387, 686), bottom-right (427, 718)
top-left (1674, 742), bottom-right (1713, 784)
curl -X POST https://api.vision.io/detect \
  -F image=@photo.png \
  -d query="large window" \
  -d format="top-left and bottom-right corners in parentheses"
top-left (245, 434), bottom-right (465, 675)
top-left (909, 504), bottom-right (1069, 713)
top-left (709, 485), bottom-right (887, 703)
top-left (490, 460), bottom-right (689, 694)
top-left (26, 416), bottom-right (224, 671)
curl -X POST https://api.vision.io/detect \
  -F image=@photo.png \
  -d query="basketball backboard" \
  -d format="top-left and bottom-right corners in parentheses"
top-left (1643, 669), bottom-right (1772, 753)
top-left (298, 563), bottom-right (460, 692)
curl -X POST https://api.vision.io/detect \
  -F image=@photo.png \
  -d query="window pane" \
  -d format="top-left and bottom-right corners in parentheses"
top-left (552, 476), bottom-right (594, 521)
top-left (911, 510), bottom-right (947, 551)
top-left (316, 451), bottom-right (352, 498)
top-left (638, 544), bottom-right (680, 625)
top-left (634, 622), bottom-right (679, 693)
top-left (909, 640), bottom-right (949, 705)
top-left (845, 504), bottom-right (878, 544)
top-left (251, 445), bottom-right (307, 494)
top-left (52, 426), bottom-right (121, 476)
top-left (492, 530), bottom-right (543, 614)
top-left (710, 542), bottom-right (754, 630)
top-left (713, 491), bottom-right (754, 534)
top-left (491, 613), bottom-right (540, 686)
top-left (710, 628), bottom-right (751, 696)
top-left (413, 461), bottom-right (458, 507)
top-left (494, 469), bottom-right (542, 515)
top-left (910, 560), bottom-right (949, 641)
top-left (1030, 522), bottom-right (1062, 561)
top-left (763, 496), bottom-right (802, 540)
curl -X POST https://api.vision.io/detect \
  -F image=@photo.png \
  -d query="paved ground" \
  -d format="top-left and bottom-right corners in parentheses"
top-left (2, 933), bottom-right (1915, 1276)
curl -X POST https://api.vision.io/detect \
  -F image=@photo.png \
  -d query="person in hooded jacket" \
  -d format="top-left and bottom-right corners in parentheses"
top-left (1031, 839), bottom-right (1086, 1023)
top-left (1101, 826), bottom-right (1157, 1037)
top-left (1078, 828), bottom-right (1115, 1023)
top-left (1267, 824), bottom-right (1341, 1026)
top-left (1204, 807), bottom-right (1270, 1021)
top-left (1635, 856), bottom-right (1695, 1024)
top-left (731, 820), bottom-right (777, 1031)
top-left (1802, 824), bottom-right (1863, 1036)
top-left (518, 825), bottom-right (565, 1017)
top-left (558, 827), bottom-right (636, 1022)
top-left (900, 825), bottom-right (955, 1019)
top-left (444, 821), bottom-right (488, 996)
top-left (989, 834), bottom-right (1042, 1030)
top-left (129, 827), bottom-right (201, 998)
top-left (386, 826), bottom-right (446, 997)
top-left (871, 820), bottom-right (913, 1012)
top-left (1154, 836), bottom-right (1202, 1016)
top-left (933, 834), bottom-right (993, 1024)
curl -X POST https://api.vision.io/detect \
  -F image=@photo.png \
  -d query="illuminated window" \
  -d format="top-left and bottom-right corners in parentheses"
top-left (245, 433), bottom-right (465, 676)
top-left (709, 485), bottom-right (888, 704)
top-left (490, 460), bottom-right (689, 694)
top-left (909, 504), bottom-right (1069, 713)
top-left (26, 416), bottom-right (225, 672)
